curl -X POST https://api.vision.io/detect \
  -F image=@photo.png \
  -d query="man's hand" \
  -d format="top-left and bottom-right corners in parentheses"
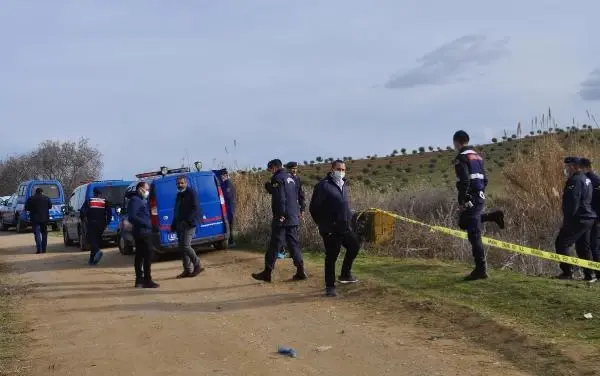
top-left (279, 216), bottom-right (285, 223)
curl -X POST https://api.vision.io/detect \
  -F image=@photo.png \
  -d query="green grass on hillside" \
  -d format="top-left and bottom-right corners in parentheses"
top-left (242, 129), bottom-right (600, 194)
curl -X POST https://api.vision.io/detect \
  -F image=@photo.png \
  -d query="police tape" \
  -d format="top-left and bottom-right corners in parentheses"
top-left (360, 208), bottom-right (600, 272)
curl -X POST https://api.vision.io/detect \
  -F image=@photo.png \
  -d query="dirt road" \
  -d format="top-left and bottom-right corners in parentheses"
top-left (0, 232), bottom-right (532, 376)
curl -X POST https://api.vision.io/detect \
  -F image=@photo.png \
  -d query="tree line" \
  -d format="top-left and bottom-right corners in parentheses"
top-left (0, 138), bottom-right (103, 196)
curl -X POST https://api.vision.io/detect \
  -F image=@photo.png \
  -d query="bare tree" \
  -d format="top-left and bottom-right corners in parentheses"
top-left (0, 138), bottom-right (103, 195)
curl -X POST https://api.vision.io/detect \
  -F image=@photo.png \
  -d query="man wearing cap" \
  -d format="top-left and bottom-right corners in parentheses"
top-left (453, 130), bottom-right (505, 280)
top-left (24, 187), bottom-right (52, 254)
top-left (252, 159), bottom-right (306, 282)
top-left (285, 161), bottom-right (306, 215)
top-left (555, 157), bottom-right (597, 281)
top-left (80, 187), bottom-right (112, 265)
top-left (219, 169), bottom-right (236, 247)
top-left (580, 158), bottom-right (600, 269)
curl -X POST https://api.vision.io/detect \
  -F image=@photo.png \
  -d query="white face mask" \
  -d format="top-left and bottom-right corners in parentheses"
top-left (563, 168), bottom-right (569, 177)
top-left (141, 190), bottom-right (149, 199)
top-left (333, 170), bottom-right (345, 180)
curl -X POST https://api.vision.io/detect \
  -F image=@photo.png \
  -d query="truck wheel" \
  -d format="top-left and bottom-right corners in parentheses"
top-left (118, 234), bottom-right (134, 255)
top-left (0, 222), bottom-right (9, 231)
top-left (213, 239), bottom-right (228, 250)
top-left (63, 226), bottom-right (74, 246)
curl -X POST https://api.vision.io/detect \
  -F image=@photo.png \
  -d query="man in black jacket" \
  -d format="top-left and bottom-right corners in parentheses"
top-left (310, 160), bottom-right (359, 297)
top-left (555, 157), bottom-right (596, 281)
top-left (579, 158), bottom-right (600, 278)
top-left (252, 159), bottom-right (305, 283)
top-left (171, 175), bottom-right (204, 278)
top-left (25, 187), bottom-right (52, 254)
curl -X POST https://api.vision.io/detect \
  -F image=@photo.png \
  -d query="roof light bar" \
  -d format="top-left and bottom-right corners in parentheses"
top-left (135, 167), bottom-right (191, 179)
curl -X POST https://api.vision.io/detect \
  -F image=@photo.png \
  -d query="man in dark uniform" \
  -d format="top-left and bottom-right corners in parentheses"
top-left (218, 169), bottom-right (236, 247)
top-left (580, 158), bottom-right (600, 273)
top-left (24, 188), bottom-right (52, 254)
top-left (80, 187), bottom-right (112, 265)
top-left (171, 175), bottom-right (204, 278)
top-left (555, 157), bottom-right (596, 281)
top-left (252, 159), bottom-right (306, 282)
top-left (128, 181), bottom-right (159, 288)
top-left (310, 159), bottom-right (360, 297)
top-left (453, 130), bottom-right (505, 280)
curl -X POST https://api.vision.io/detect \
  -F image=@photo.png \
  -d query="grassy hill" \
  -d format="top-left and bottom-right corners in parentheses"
top-left (240, 125), bottom-right (600, 195)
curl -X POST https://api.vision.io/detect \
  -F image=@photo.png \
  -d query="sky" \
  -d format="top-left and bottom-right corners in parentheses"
top-left (1, 0), bottom-right (599, 179)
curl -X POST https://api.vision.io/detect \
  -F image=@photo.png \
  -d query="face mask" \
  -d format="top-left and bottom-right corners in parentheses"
top-left (563, 168), bottom-right (569, 177)
top-left (333, 170), bottom-right (345, 180)
top-left (177, 186), bottom-right (186, 192)
top-left (142, 190), bottom-right (149, 199)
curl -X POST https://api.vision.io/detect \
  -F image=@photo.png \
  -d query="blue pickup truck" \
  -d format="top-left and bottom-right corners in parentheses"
top-left (117, 167), bottom-right (230, 258)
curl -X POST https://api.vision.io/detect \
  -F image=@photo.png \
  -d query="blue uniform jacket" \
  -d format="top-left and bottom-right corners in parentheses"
top-left (563, 172), bottom-right (597, 222)
top-left (222, 179), bottom-right (236, 221)
top-left (265, 174), bottom-right (305, 213)
top-left (80, 196), bottom-right (112, 226)
top-left (269, 168), bottom-right (300, 226)
top-left (585, 171), bottom-right (600, 215)
top-left (127, 194), bottom-right (152, 236)
top-left (454, 146), bottom-right (488, 205)
top-left (309, 173), bottom-right (353, 234)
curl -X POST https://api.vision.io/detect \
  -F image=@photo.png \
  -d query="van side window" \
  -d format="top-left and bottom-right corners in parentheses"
top-left (18, 185), bottom-right (26, 197)
top-left (69, 188), bottom-right (79, 209)
top-left (76, 185), bottom-right (87, 211)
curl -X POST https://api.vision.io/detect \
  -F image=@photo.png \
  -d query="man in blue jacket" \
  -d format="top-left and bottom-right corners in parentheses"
top-left (252, 159), bottom-right (305, 282)
top-left (127, 181), bottom-right (159, 288)
top-left (453, 130), bottom-right (505, 280)
top-left (310, 159), bottom-right (360, 297)
top-left (80, 187), bottom-right (112, 265)
top-left (171, 175), bottom-right (204, 278)
top-left (218, 169), bottom-right (236, 247)
top-left (580, 158), bottom-right (600, 274)
top-left (555, 157), bottom-right (596, 281)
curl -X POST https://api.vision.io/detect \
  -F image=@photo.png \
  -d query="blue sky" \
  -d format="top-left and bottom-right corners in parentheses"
top-left (1, 0), bottom-right (599, 179)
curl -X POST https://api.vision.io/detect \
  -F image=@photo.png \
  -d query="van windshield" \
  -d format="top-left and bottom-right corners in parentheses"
top-left (95, 186), bottom-right (129, 207)
top-left (32, 184), bottom-right (60, 199)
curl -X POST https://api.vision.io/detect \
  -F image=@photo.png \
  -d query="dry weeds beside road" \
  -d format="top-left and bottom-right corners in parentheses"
top-left (0, 231), bottom-right (532, 376)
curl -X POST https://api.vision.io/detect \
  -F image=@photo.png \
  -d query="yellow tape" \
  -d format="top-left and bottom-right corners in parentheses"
top-left (360, 208), bottom-right (600, 272)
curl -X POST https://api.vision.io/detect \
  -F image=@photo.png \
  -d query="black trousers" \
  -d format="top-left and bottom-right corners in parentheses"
top-left (265, 223), bottom-right (303, 270)
top-left (555, 219), bottom-right (595, 277)
top-left (458, 202), bottom-right (486, 271)
top-left (590, 220), bottom-right (600, 263)
top-left (228, 218), bottom-right (234, 244)
top-left (86, 221), bottom-right (104, 262)
top-left (322, 230), bottom-right (360, 288)
top-left (134, 234), bottom-right (153, 281)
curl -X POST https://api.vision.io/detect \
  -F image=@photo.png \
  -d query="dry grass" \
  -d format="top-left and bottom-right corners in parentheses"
top-left (0, 265), bottom-right (28, 376)
top-left (232, 130), bottom-right (600, 277)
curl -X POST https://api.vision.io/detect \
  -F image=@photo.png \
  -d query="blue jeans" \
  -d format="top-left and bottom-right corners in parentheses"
top-left (32, 222), bottom-right (48, 252)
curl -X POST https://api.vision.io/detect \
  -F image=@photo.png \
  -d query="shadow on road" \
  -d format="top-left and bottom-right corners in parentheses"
top-left (32, 282), bottom-right (261, 299)
top-left (60, 290), bottom-right (322, 314)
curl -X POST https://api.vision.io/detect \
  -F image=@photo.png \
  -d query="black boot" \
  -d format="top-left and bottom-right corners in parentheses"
top-left (292, 266), bottom-right (307, 281)
top-left (135, 277), bottom-right (144, 288)
top-left (252, 269), bottom-right (272, 283)
top-left (464, 268), bottom-right (488, 281)
top-left (494, 211), bottom-right (505, 229)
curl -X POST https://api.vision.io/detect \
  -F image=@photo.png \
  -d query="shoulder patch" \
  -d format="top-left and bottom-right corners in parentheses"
top-left (271, 182), bottom-right (279, 188)
top-left (567, 184), bottom-right (575, 190)
top-left (585, 178), bottom-right (591, 185)
top-left (286, 177), bottom-right (295, 184)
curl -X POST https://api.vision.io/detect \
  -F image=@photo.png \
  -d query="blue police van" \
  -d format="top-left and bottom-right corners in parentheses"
top-left (62, 180), bottom-right (133, 250)
top-left (117, 166), bottom-right (230, 258)
top-left (0, 179), bottom-right (65, 233)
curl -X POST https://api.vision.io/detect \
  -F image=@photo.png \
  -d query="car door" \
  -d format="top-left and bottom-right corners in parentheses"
top-left (1, 195), bottom-right (16, 223)
top-left (66, 187), bottom-right (82, 237)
